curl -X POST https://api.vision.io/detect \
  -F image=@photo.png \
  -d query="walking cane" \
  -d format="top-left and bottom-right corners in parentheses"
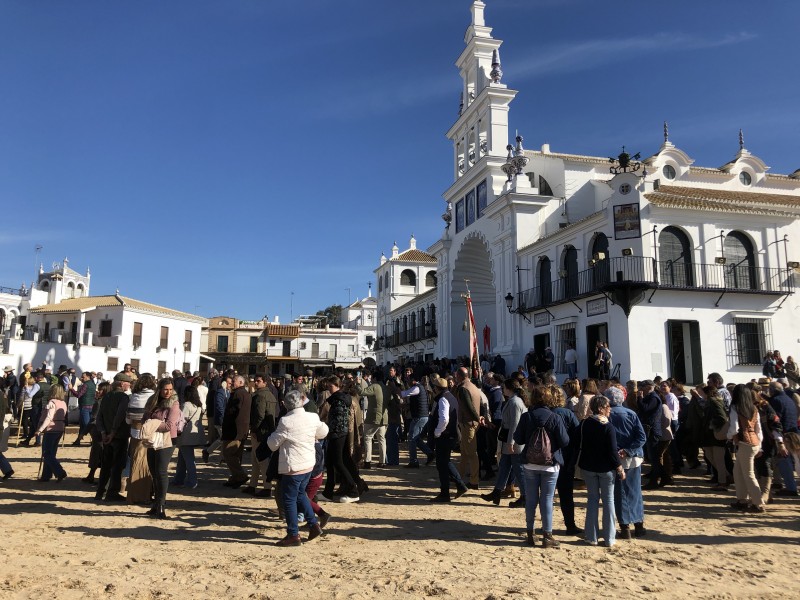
top-left (37, 437), bottom-right (44, 480)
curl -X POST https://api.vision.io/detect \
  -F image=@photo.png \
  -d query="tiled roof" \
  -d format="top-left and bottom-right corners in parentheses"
top-left (392, 249), bottom-right (437, 263)
top-left (645, 185), bottom-right (800, 216)
top-left (29, 295), bottom-right (204, 321)
top-left (266, 324), bottom-right (300, 338)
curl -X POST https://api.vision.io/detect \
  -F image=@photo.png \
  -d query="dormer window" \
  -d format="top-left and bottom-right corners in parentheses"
top-left (662, 164), bottom-right (676, 180)
top-left (739, 171), bottom-right (752, 186)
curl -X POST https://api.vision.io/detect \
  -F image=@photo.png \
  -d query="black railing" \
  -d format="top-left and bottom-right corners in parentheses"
top-left (0, 285), bottom-right (25, 296)
top-left (519, 256), bottom-right (793, 312)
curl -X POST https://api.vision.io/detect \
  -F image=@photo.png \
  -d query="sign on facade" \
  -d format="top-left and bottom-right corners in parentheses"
top-left (533, 312), bottom-right (550, 327)
top-left (613, 203), bottom-right (641, 240)
top-left (586, 297), bottom-right (608, 317)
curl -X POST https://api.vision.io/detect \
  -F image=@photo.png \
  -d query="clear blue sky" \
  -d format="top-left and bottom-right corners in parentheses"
top-left (2, 0), bottom-right (798, 320)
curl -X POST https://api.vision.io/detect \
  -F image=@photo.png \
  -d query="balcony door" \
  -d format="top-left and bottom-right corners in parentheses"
top-left (667, 320), bottom-right (702, 384)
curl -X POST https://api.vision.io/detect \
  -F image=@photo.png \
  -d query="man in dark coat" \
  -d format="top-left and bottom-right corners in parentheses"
top-left (221, 374), bottom-right (252, 487)
top-left (95, 373), bottom-right (132, 502)
top-left (243, 375), bottom-right (279, 497)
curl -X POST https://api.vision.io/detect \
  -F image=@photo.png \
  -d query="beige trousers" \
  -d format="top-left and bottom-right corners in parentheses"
top-left (733, 442), bottom-right (763, 505)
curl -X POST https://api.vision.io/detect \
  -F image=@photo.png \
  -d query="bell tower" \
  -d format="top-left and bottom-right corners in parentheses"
top-left (447, 1), bottom-right (518, 182)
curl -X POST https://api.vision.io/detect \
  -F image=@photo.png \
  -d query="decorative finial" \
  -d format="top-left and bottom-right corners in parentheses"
top-left (490, 49), bottom-right (503, 83)
top-left (663, 121), bottom-right (669, 143)
top-left (739, 128), bottom-right (744, 150)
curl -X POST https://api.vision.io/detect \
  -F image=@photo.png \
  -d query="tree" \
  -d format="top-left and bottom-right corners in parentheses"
top-left (316, 304), bottom-right (343, 327)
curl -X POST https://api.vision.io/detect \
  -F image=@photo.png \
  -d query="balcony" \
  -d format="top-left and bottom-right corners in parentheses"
top-left (518, 256), bottom-right (793, 313)
top-left (381, 323), bottom-right (437, 349)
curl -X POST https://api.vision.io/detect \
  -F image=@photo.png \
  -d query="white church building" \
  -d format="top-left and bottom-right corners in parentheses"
top-left (377, 1), bottom-right (800, 384)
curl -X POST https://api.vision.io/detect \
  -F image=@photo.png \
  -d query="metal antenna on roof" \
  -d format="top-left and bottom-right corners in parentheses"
top-left (739, 128), bottom-right (745, 151)
top-left (663, 121), bottom-right (669, 143)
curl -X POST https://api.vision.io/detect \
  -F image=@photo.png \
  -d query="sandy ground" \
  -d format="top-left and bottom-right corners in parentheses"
top-left (1, 426), bottom-right (799, 600)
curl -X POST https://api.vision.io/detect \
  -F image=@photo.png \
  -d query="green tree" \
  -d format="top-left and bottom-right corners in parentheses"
top-left (316, 304), bottom-right (343, 327)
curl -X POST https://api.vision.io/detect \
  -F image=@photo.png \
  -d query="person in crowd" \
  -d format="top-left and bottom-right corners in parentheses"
top-left (428, 375), bottom-right (468, 502)
top-left (578, 394), bottom-right (625, 547)
top-left (400, 369), bottom-right (433, 468)
top-left (750, 385), bottom-right (782, 505)
top-left (727, 385), bottom-right (765, 512)
top-left (481, 378), bottom-right (526, 506)
top-left (83, 381), bottom-right (111, 484)
top-left (221, 375), bottom-right (251, 488)
top-left (320, 376), bottom-right (360, 503)
top-left (0, 382), bottom-right (14, 480)
top-left (141, 377), bottom-right (182, 519)
top-left (173, 383), bottom-right (205, 489)
top-left (18, 374), bottom-right (40, 445)
top-left (3, 366), bottom-right (19, 418)
top-left (33, 384), bottom-right (69, 482)
top-left (172, 370), bottom-right (189, 405)
top-left (513, 385), bottom-right (569, 548)
top-left (766, 381), bottom-right (799, 496)
top-left (659, 380), bottom-right (684, 474)
top-left (643, 388), bottom-right (674, 490)
top-left (267, 389), bottom-right (329, 546)
top-left (564, 344), bottom-right (578, 380)
top-left (70, 371), bottom-right (96, 446)
top-left (384, 366), bottom-right (404, 466)
top-left (551, 384), bottom-right (581, 535)
top-left (785, 356), bottom-right (799, 387)
top-left (358, 369), bottom-right (387, 469)
top-left (95, 373), bottom-right (133, 501)
top-left (203, 373), bottom-right (230, 463)
top-left (342, 376), bottom-right (367, 496)
top-left (455, 367), bottom-right (482, 489)
top-left (605, 387), bottom-right (647, 539)
top-left (243, 375), bottom-right (279, 497)
top-left (698, 385), bottom-right (732, 491)
top-left (575, 379), bottom-right (598, 421)
top-left (126, 374), bottom-right (156, 504)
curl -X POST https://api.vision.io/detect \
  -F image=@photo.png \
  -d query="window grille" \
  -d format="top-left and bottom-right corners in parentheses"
top-left (725, 317), bottom-right (772, 368)
top-left (554, 323), bottom-right (577, 374)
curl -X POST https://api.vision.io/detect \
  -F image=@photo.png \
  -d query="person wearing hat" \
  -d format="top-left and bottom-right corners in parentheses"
top-left (94, 373), bottom-right (133, 502)
top-left (428, 374), bottom-right (468, 502)
top-left (606, 386), bottom-right (647, 538)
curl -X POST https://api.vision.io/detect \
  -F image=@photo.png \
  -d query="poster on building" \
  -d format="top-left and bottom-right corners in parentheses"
top-left (476, 180), bottom-right (487, 218)
top-left (466, 189), bottom-right (476, 226)
top-left (613, 203), bottom-right (641, 240)
top-left (455, 199), bottom-right (465, 233)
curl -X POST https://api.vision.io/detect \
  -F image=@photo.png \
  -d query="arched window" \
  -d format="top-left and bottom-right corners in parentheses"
top-left (402, 316), bottom-right (408, 342)
top-left (539, 176), bottom-right (554, 196)
top-left (724, 231), bottom-right (757, 290)
top-left (425, 271), bottom-right (437, 287)
top-left (538, 257), bottom-right (552, 305)
top-left (429, 304), bottom-right (437, 333)
top-left (590, 233), bottom-right (610, 289)
top-left (659, 226), bottom-right (694, 287)
top-left (378, 276), bottom-right (382, 294)
top-left (383, 272), bottom-right (389, 292)
top-left (75, 283), bottom-right (85, 298)
top-left (419, 308), bottom-right (426, 337)
top-left (400, 269), bottom-right (416, 287)
top-left (66, 281), bottom-right (75, 298)
top-left (563, 247), bottom-right (579, 299)
top-left (409, 313), bottom-right (417, 341)
top-left (40, 280), bottom-right (50, 291)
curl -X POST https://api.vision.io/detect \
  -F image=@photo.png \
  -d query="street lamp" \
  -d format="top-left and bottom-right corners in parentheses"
top-left (505, 292), bottom-right (531, 324)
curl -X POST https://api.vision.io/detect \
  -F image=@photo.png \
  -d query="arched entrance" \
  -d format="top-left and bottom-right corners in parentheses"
top-left (450, 236), bottom-right (496, 359)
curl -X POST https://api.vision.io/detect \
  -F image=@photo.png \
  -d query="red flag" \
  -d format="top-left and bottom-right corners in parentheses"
top-left (466, 293), bottom-right (482, 380)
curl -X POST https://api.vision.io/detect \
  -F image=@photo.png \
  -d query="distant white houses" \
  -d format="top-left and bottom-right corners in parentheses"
top-left (0, 259), bottom-right (204, 377)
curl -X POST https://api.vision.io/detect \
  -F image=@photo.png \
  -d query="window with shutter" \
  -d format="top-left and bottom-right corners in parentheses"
top-left (724, 232), bottom-right (756, 290)
top-left (659, 227), bottom-right (693, 287)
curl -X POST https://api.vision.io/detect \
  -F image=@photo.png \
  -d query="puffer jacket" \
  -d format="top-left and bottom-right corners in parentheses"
top-left (326, 390), bottom-right (351, 439)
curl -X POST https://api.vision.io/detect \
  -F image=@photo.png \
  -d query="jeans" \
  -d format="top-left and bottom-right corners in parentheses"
top-left (363, 423), bottom-right (386, 464)
top-left (147, 446), bottom-right (175, 507)
top-left (566, 362), bottom-right (577, 380)
top-left (521, 467), bottom-right (558, 533)
top-left (282, 471), bottom-right (318, 537)
top-left (493, 452), bottom-right (522, 493)
top-left (78, 406), bottom-right (92, 437)
top-left (776, 454), bottom-right (797, 492)
top-left (0, 452), bottom-right (11, 475)
top-left (614, 465), bottom-right (644, 525)
top-left (434, 436), bottom-right (465, 497)
top-left (584, 469), bottom-right (616, 545)
top-left (174, 445), bottom-right (198, 487)
top-left (41, 431), bottom-right (66, 481)
top-left (408, 417), bottom-right (432, 464)
top-left (386, 424), bottom-right (401, 465)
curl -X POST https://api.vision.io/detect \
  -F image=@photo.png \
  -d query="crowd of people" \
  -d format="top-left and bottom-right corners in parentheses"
top-left (1, 354), bottom-right (799, 549)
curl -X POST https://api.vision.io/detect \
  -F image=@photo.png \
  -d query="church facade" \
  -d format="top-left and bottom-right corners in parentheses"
top-left (377, 1), bottom-right (800, 384)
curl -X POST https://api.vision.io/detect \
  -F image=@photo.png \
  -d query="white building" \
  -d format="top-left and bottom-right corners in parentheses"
top-left (0, 260), bottom-right (204, 377)
top-left (378, 1), bottom-right (800, 384)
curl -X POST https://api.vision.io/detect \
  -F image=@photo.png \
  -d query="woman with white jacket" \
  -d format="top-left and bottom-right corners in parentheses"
top-left (173, 385), bottom-right (205, 489)
top-left (267, 390), bottom-right (329, 547)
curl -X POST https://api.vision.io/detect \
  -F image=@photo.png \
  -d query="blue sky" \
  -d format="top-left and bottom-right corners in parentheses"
top-left (2, 0), bottom-right (798, 320)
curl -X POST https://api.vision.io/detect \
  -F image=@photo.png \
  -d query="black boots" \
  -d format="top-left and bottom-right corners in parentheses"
top-left (480, 489), bottom-right (502, 505)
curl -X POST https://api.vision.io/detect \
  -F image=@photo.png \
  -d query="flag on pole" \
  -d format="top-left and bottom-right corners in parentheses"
top-left (465, 291), bottom-right (482, 380)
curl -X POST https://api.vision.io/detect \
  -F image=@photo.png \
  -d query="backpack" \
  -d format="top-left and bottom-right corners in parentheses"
top-left (526, 425), bottom-right (554, 466)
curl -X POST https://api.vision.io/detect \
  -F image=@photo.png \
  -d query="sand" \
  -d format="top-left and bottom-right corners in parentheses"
top-left (1, 428), bottom-right (798, 600)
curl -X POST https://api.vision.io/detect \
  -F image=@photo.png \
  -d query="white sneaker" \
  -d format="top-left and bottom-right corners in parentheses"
top-left (338, 495), bottom-right (360, 503)
top-left (585, 539), bottom-right (598, 546)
